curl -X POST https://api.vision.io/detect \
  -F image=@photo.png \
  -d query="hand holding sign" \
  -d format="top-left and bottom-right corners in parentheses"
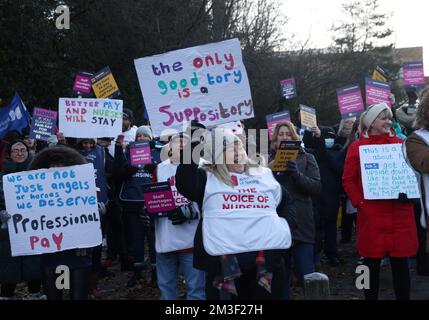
top-left (272, 141), bottom-right (301, 172)
top-left (300, 105), bottom-right (317, 131)
top-left (3, 164), bottom-right (101, 256)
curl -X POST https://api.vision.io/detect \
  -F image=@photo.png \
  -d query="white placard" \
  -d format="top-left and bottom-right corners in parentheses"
top-left (59, 98), bottom-right (123, 138)
top-left (3, 164), bottom-right (102, 256)
top-left (359, 144), bottom-right (420, 200)
top-left (134, 38), bottom-right (254, 137)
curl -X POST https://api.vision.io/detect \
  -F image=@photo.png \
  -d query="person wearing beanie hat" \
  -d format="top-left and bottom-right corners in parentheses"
top-left (343, 102), bottom-right (418, 300)
top-left (174, 128), bottom-right (297, 300)
top-left (153, 130), bottom-right (205, 300)
top-left (117, 124), bottom-right (160, 288)
top-left (404, 86), bottom-right (429, 276)
top-left (359, 103), bottom-right (393, 137)
top-left (135, 125), bottom-right (153, 141)
top-left (120, 108), bottom-right (138, 149)
top-left (0, 140), bottom-right (44, 300)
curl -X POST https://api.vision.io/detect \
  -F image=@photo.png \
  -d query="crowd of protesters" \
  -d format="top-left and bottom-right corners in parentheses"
top-left (0, 86), bottom-right (428, 301)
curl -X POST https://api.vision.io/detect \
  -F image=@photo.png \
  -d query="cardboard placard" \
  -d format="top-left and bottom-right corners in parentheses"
top-left (142, 182), bottom-right (176, 217)
top-left (300, 105), bottom-right (317, 131)
top-left (130, 141), bottom-right (152, 168)
top-left (336, 84), bottom-right (365, 119)
top-left (372, 66), bottom-right (388, 83)
top-left (280, 77), bottom-right (297, 100)
top-left (73, 71), bottom-right (94, 97)
top-left (3, 164), bottom-right (102, 257)
top-left (266, 111), bottom-right (291, 139)
top-left (29, 108), bottom-right (57, 141)
top-left (403, 61), bottom-right (425, 88)
top-left (359, 144), bottom-right (420, 200)
top-left (365, 78), bottom-right (391, 107)
top-left (91, 67), bottom-right (120, 99)
top-left (58, 98), bottom-right (123, 138)
top-left (134, 39), bottom-right (254, 137)
top-left (272, 140), bottom-right (301, 172)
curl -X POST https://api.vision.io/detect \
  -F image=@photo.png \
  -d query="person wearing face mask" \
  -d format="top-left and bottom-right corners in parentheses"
top-left (312, 126), bottom-right (345, 267)
top-left (0, 141), bottom-right (45, 300)
top-left (269, 122), bottom-right (322, 299)
top-left (117, 126), bottom-right (160, 288)
top-left (175, 128), bottom-right (297, 300)
top-left (343, 103), bottom-right (418, 300)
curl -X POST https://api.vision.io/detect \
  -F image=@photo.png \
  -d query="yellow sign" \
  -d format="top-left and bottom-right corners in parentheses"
top-left (372, 67), bottom-right (388, 83)
top-left (272, 141), bottom-right (300, 172)
top-left (91, 67), bottom-right (120, 99)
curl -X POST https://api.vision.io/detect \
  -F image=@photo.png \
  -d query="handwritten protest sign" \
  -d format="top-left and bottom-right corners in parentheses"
top-left (300, 105), bottom-right (317, 131)
top-left (272, 141), bottom-right (300, 172)
top-left (280, 78), bottom-right (297, 100)
top-left (91, 67), bottom-right (120, 99)
top-left (3, 164), bottom-right (102, 257)
top-left (365, 78), bottom-right (391, 107)
top-left (73, 71), bottom-right (93, 97)
top-left (403, 62), bottom-right (425, 88)
top-left (58, 98), bottom-right (123, 138)
top-left (359, 144), bottom-right (420, 200)
top-left (130, 141), bottom-right (152, 168)
top-left (142, 182), bottom-right (176, 217)
top-left (337, 85), bottom-right (365, 119)
top-left (266, 111), bottom-right (291, 139)
top-left (372, 66), bottom-right (388, 83)
top-left (29, 108), bottom-right (57, 141)
top-left (134, 38), bottom-right (254, 137)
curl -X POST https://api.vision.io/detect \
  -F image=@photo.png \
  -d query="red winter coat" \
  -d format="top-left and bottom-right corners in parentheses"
top-left (342, 133), bottom-right (418, 258)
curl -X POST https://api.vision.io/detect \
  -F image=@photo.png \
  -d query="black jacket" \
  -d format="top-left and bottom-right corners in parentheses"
top-left (0, 156), bottom-right (42, 283)
top-left (270, 149), bottom-right (321, 244)
top-left (175, 163), bottom-right (297, 274)
top-left (313, 132), bottom-right (346, 221)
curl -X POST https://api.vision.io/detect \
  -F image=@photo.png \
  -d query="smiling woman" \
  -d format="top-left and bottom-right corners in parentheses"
top-left (342, 102), bottom-right (418, 300)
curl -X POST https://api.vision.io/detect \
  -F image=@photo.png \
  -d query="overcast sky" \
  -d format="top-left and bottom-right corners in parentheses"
top-left (280, 0), bottom-right (427, 74)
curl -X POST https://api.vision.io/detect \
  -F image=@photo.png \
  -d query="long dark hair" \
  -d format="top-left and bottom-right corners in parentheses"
top-left (29, 146), bottom-right (87, 170)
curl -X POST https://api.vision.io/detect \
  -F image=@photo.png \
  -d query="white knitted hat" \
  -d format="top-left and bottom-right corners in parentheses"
top-left (360, 103), bottom-right (392, 132)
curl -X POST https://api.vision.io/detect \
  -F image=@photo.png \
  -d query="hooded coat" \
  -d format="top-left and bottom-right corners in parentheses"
top-left (0, 155), bottom-right (42, 283)
top-left (342, 133), bottom-right (418, 258)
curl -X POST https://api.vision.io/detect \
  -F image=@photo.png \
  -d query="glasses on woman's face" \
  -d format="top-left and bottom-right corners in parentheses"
top-left (11, 148), bottom-right (27, 155)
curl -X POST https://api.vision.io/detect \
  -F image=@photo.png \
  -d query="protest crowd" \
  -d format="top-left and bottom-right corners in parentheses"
top-left (0, 39), bottom-right (428, 301)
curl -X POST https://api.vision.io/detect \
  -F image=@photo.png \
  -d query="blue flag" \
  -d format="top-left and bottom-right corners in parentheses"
top-left (0, 93), bottom-right (31, 138)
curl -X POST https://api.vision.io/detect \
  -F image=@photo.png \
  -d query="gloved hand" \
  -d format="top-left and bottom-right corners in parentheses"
top-left (286, 161), bottom-right (298, 174)
top-left (398, 193), bottom-right (409, 203)
top-left (0, 210), bottom-right (10, 229)
top-left (98, 202), bottom-right (107, 216)
top-left (139, 208), bottom-right (151, 227)
top-left (168, 207), bottom-right (187, 225)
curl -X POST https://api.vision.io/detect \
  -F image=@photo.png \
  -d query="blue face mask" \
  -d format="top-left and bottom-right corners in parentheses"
top-left (325, 138), bottom-right (335, 149)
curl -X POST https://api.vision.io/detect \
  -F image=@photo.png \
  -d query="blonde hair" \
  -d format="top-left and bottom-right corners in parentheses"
top-left (270, 121), bottom-right (300, 150)
top-left (202, 137), bottom-right (259, 188)
top-left (359, 109), bottom-right (392, 137)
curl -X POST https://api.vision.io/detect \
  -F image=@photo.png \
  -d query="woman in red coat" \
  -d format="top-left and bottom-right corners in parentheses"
top-left (342, 103), bottom-right (418, 300)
